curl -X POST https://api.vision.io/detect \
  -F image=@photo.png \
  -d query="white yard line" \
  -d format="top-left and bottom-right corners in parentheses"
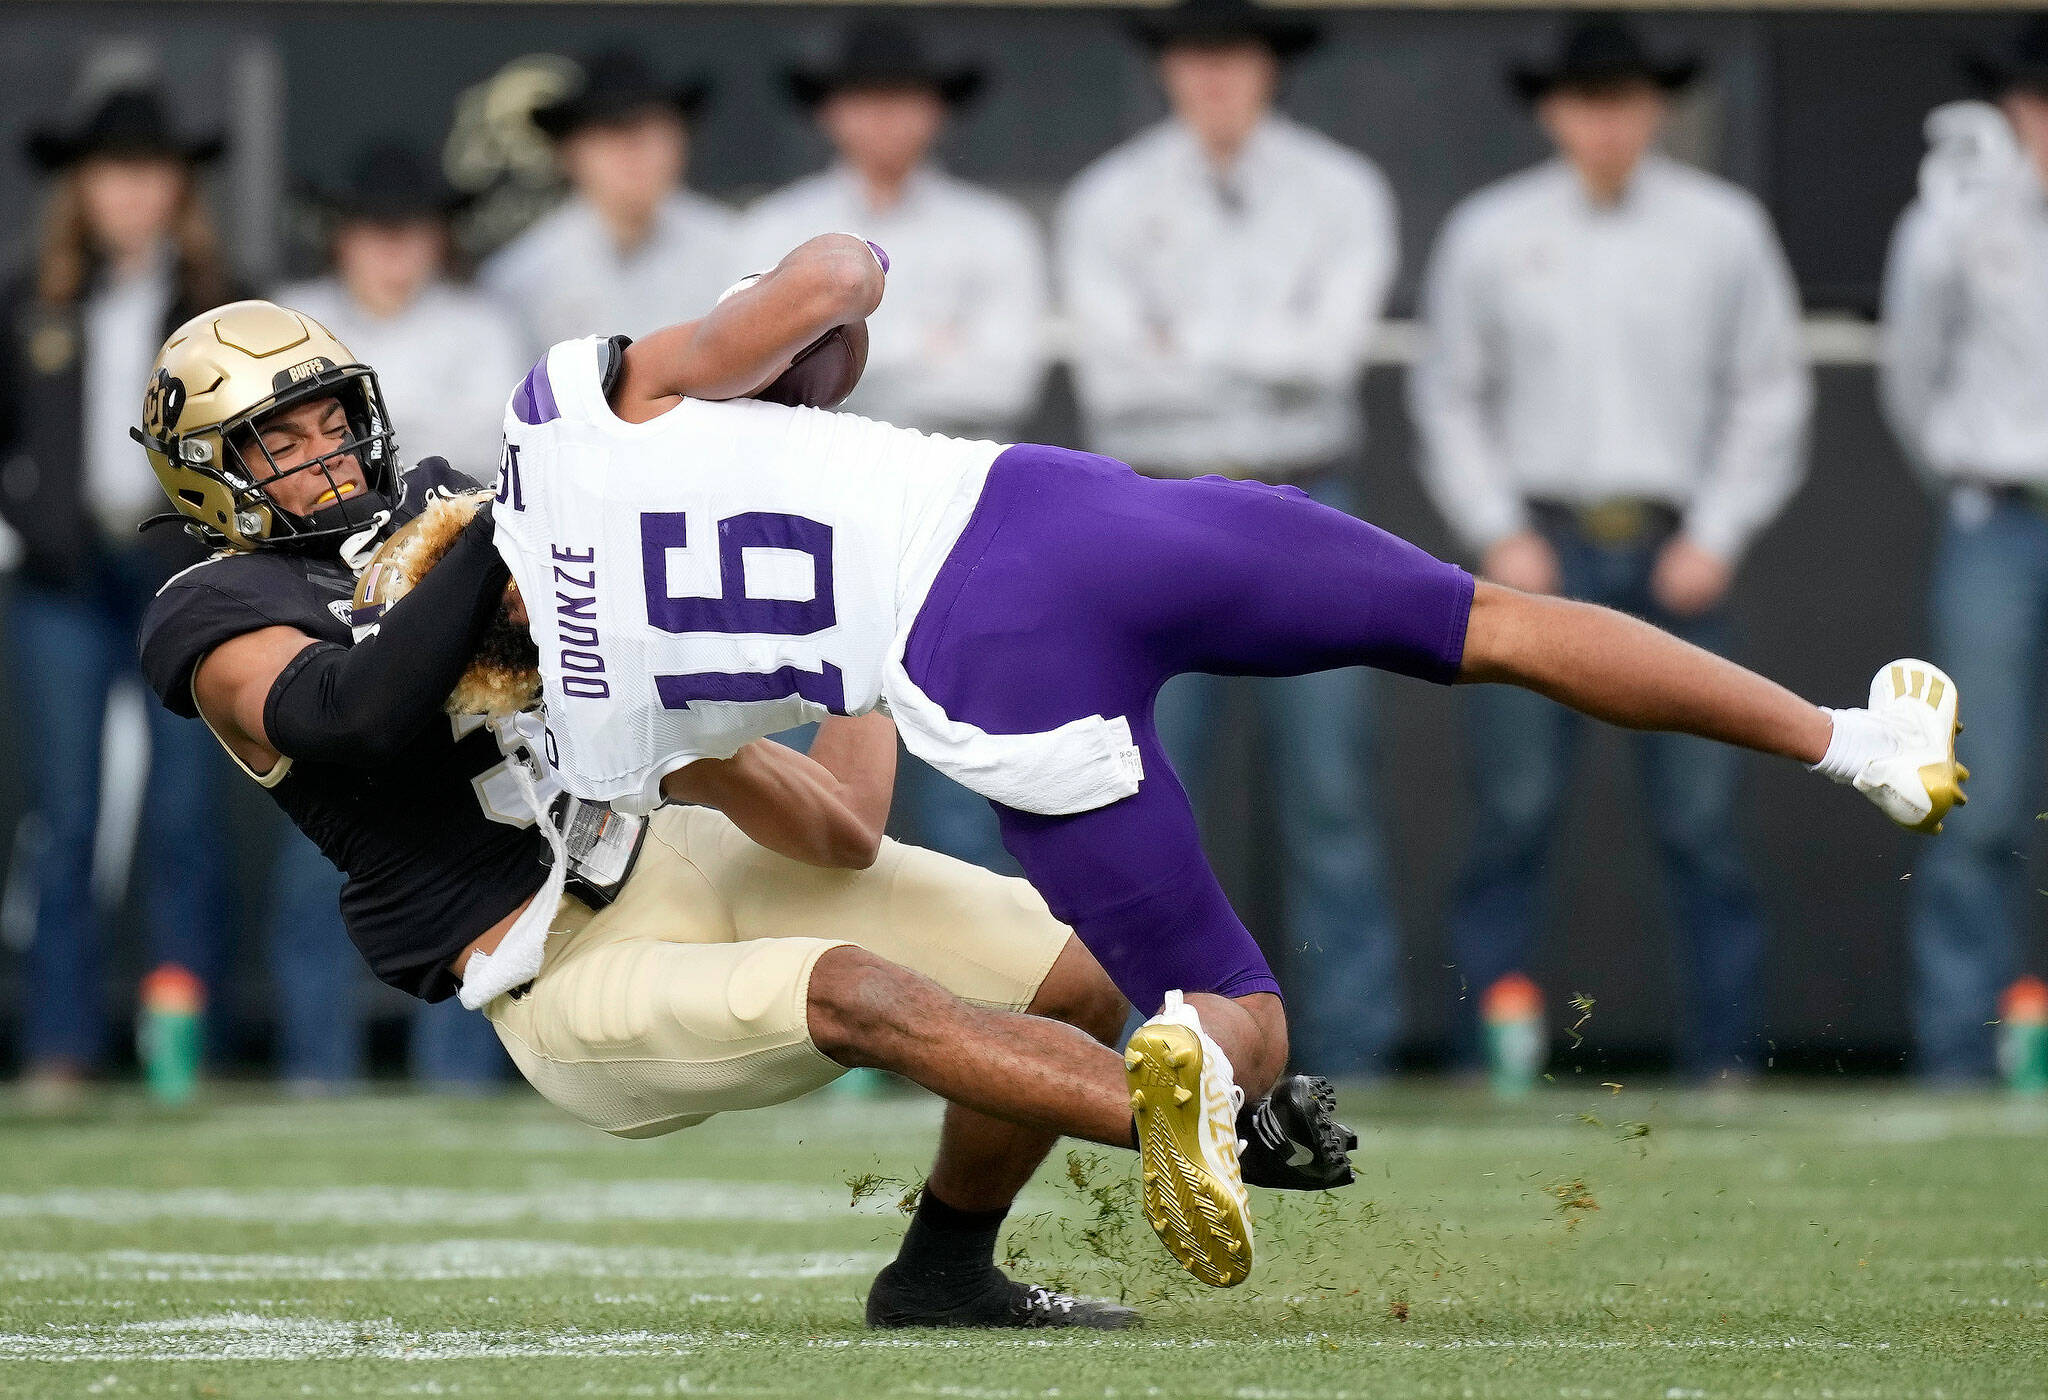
top-left (0, 1317), bottom-right (1909, 1365)
top-left (0, 1315), bottom-right (716, 1362)
top-left (0, 1180), bottom-right (852, 1226)
top-left (1, 1242), bottom-right (890, 1284)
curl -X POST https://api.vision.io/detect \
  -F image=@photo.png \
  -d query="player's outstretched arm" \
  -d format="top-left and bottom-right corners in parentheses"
top-left (1458, 581), bottom-right (1833, 763)
top-left (662, 712), bottom-right (898, 870)
top-left (611, 233), bottom-right (884, 422)
top-left (193, 507), bottom-right (512, 773)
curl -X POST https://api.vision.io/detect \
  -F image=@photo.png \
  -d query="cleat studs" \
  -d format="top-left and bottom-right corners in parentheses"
top-left (1174, 1086), bottom-right (1194, 1106)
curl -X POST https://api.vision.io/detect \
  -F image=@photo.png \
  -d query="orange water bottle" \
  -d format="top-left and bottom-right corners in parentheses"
top-left (1481, 973), bottom-right (1546, 1099)
top-left (1998, 977), bottom-right (2048, 1096)
top-left (138, 965), bottom-right (204, 1106)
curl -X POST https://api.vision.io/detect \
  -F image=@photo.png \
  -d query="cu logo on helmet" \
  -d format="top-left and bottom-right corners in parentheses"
top-left (144, 368), bottom-right (186, 437)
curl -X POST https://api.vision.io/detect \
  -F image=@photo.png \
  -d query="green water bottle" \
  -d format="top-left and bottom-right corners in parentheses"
top-left (1482, 973), bottom-right (1545, 1099)
top-left (138, 965), bottom-right (204, 1106)
top-left (1998, 977), bottom-right (2048, 1096)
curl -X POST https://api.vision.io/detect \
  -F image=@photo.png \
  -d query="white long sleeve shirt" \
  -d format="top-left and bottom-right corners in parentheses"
top-left (274, 278), bottom-right (526, 481)
top-left (479, 191), bottom-right (738, 360)
top-left (1056, 115), bottom-right (1398, 478)
top-left (82, 257), bottom-right (174, 534)
top-left (1881, 102), bottom-right (2048, 486)
top-left (1410, 156), bottom-right (1811, 561)
top-left (737, 164), bottom-right (1050, 437)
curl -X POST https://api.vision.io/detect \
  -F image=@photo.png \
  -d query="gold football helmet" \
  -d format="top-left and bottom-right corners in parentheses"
top-left (134, 299), bottom-right (399, 551)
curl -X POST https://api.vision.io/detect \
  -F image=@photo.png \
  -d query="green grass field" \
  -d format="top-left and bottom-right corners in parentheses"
top-left (0, 1080), bottom-right (2042, 1399)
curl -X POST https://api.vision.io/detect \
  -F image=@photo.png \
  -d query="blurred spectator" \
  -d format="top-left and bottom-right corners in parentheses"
top-left (480, 51), bottom-right (733, 358)
top-left (1411, 14), bottom-right (1810, 1079)
top-left (0, 83), bottom-right (238, 1100)
top-left (1057, 0), bottom-right (1404, 1075)
top-left (280, 144), bottom-right (524, 479)
top-left (274, 141), bottom-right (522, 1090)
top-left (1881, 17), bottom-right (2048, 1083)
top-left (740, 17), bottom-right (1049, 873)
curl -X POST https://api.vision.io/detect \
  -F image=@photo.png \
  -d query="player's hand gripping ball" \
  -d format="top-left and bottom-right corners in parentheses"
top-left (753, 319), bottom-right (869, 410)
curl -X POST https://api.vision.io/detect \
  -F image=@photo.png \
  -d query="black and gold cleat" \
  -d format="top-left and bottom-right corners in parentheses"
top-left (865, 1263), bottom-right (1140, 1329)
top-left (1125, 991), bottom-right (1254, 1287)
top-left (1239, 1074), bottom-right (1358, 1191)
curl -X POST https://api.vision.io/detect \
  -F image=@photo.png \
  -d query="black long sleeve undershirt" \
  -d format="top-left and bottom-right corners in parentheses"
top-left (264, 506), bottom-right (509, 767)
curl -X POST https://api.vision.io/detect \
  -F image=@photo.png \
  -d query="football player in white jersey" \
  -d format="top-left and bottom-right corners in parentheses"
top-left (454, 232), bottom-right (1962, 1289)
top-left (141, 299), bottom-right (1357, 1325)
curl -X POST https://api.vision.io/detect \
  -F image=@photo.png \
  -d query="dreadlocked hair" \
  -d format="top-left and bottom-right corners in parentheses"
top-left (375, 490), bottom-right (540, 718)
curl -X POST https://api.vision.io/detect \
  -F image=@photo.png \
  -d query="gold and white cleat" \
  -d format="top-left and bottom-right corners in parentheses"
top-left (1125, 991), bottom-right (1253, 1288)
top-left (1853, 659), bottom-right (1968, 833)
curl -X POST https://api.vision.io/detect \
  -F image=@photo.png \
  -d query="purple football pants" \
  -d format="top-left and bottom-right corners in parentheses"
top-left (902, 445), bottom-right (1476, 1018)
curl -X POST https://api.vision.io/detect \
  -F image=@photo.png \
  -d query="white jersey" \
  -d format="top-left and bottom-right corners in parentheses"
top-left (493, 335), bottom-right (999, 815)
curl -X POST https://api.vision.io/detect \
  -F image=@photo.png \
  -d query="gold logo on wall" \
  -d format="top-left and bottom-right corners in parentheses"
top-left (443, 54), bottom-right (582, 259)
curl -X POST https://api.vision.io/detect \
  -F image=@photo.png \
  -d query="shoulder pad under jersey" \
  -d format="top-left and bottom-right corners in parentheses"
top-left (596, 334), bottom-right (633, 401)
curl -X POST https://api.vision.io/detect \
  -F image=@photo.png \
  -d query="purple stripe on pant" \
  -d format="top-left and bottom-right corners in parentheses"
top-left (903, 444), bottom-right (1475, 1017)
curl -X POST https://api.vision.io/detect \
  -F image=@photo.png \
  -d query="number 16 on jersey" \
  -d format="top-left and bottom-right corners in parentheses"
top-left (638, 510), bottom-right (848, 715)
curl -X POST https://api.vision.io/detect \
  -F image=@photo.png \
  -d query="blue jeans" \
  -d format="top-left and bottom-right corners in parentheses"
top-left (6, 555), bottom-right (232, 1068)
top-left (267, 822), bottom-right (508, 1089)
top-left (1150, 474), bottom-right (1403, 1076)
top-left (262, 823), bottom-right (366, 1086)
top-left (409, 996), bottom-right (509, 1090)
top-left (1910, 494), bottom-right (2048, 1081)
top-left (1448, 519), bottom-right (1766, 1079)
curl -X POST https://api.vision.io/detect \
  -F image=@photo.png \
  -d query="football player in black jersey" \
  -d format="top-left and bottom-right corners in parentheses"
top-left (132, 300), bottom-right (1355, 1328)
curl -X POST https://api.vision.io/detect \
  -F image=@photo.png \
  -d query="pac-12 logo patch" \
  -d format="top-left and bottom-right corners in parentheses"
top-left (327, 598), bottom-right (354, 627)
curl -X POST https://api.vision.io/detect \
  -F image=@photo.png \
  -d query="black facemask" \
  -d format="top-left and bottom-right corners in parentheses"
top-left (228, 367), bottom-right (402, 554)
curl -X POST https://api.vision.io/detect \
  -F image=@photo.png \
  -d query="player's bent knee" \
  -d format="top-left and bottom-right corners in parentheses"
top-left (1196, 990), bottom-right (1288, 1099)
top-left (1027, 938), bottom-right (1131, 1047)
top-left (805, 944), bottom-right (934, 1067)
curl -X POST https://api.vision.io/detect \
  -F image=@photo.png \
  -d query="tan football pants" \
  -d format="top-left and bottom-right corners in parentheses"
top-left (485, 804), bottom-right (1071, 1138)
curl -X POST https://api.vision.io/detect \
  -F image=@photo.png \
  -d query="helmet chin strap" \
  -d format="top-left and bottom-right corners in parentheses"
top-left (339, 507), bottom-right (397, 576)
top-left (299, 488), bottom-right (393, 567)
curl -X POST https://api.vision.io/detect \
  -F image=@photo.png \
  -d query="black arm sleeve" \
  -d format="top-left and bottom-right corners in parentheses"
top-left (263, 506), bottom-right (510, 767)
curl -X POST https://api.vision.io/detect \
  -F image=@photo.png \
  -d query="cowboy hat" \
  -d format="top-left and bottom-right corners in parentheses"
top-left (788, 18), bottom-right (984, 107)
top-left (1963, 14), bottom-right (2048, 97)
top-left (531, 50), bottom-right (707, 140)
top-left (27, 85), bottom-right (224, 171)
top-left (312, 142), bottom-right (471, 223)
top-left (1131, 0), bottom-right (1321, 62)
top-left (1509, 13), bottom-right (1700, 105)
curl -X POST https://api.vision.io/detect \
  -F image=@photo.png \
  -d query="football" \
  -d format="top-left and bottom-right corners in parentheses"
top-left (753, 319), bottom-right (869, 409)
